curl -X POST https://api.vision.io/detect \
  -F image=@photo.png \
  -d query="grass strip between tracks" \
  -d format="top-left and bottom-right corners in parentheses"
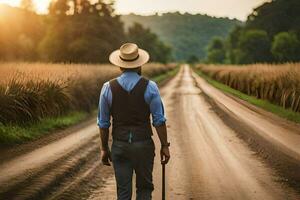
top-left (193, 68), bottom-right (300, 124)
top-left (0, 66), bottom-right (179, 146)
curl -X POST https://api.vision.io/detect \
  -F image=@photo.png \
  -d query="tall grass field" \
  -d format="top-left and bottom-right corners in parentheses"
top-left (0, 63), bottom-right (176, 125)
top-left (196, 64), bottom-right (300, 114)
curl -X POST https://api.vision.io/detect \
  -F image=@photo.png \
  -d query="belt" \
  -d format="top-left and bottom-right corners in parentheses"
top-left (113, 131), bottom-right (152, 143)
top-left (113, 136), bottom-right (152, 143)
top-left (113, 139), bottom-right (154, 148)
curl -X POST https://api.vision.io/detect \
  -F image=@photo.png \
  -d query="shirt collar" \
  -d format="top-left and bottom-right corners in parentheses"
top-left (120, 71), bottom-right (140, 78)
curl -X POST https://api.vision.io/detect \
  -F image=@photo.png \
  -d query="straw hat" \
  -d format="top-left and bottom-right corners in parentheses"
top-left (109, 43), bottom-right (150, 68)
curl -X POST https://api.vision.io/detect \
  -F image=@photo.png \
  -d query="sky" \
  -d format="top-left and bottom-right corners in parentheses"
top-left (0, 0), bottom-right (269, 21)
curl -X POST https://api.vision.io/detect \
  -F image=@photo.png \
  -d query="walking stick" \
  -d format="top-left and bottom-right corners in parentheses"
top-left (162, 162), bottom-right (166, 200)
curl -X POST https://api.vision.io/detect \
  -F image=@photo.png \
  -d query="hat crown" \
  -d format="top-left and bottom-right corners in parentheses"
top-left (109, 42), bottom-right (149, 68)
top-left (119, 43), bottom-right (139, 61)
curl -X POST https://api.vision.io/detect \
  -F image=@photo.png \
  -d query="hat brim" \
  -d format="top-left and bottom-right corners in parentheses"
top-left (109, 49), bottom-right (150, 68)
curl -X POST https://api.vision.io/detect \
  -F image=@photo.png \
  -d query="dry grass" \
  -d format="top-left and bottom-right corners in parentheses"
top-left (196, 63), bottom-right (300, 113)
top-left (0, 62), bottom-right (176, 124)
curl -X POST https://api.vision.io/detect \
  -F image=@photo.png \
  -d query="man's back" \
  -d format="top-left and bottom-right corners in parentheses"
top-left (98, 43), bottom-right (170, 200)
top-left (110, 76), bottom-right (153, 142)
top-left (97, 71), bottom-right (166, 130)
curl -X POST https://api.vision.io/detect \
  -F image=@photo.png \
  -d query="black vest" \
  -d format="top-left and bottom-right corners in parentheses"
top-left (109, 77), bottom-right (153, 142)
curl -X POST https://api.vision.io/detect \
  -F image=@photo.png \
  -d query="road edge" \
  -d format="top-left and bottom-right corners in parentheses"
top-left (191, 66), bottom-right (300, 191)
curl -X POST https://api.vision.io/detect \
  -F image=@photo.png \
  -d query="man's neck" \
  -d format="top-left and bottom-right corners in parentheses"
top-left (122, 71), bottom-right (141, 76)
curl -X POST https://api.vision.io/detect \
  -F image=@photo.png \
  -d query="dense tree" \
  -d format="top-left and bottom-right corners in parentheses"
top-left (226, 26), bottom-right (243, 64)
top-left (127, 23), bottom-right (172, 63)
top-left (122, 13), bottom-right (240, 61)
top-left (206, 0), bottom-right (300, 64)
top-left (236, 30), bottom-right (272, 64)
top-left (271, 32), bottom-right (300, 62)
top-left (0, 2), bottom-right (172, 63)
top-left (40, 0), bottom-right (126, 63)
top-left (206, 38), bottom-right (226, 64)
top-left (246, 0), bottom-right (300, 37)
top-left (0, 4), bottom-right (45, 61)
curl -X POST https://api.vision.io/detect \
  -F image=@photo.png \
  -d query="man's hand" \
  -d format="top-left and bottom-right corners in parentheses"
top-left (160, 146), bottom-right (170, 164)
top-left (155, 123), bottom-right (170, 164)
top-left (101, 149), bottom-right (112, 166)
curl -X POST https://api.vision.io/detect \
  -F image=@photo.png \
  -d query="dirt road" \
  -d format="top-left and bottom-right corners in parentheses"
top-left (0, 65), bottom-right (299, 200)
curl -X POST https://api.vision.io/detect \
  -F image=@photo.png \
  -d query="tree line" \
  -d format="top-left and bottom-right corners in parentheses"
top-left (206, 0), bottom-right (300, 64)
top-left (122, 13), bottom-right (240, 61)
top-left (0, 0), bottom-right (171, 63)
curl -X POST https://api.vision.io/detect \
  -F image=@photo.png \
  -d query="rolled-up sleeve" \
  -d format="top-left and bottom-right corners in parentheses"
top-left (97, 82), bottom-right (111, 128)
top-left (145, 81), bottom-right (167, 127)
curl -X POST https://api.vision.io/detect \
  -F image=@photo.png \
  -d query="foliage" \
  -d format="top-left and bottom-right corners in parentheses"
top-left (0, 62), bottom-right (176, 125)
top-left (271, 32), bottom-right (300, 62)
top-left (236, 30), bottom-right (272, 64)
top-left (206, 0), bottom-right (300, 64)
top-left (0, 4), bottom-right (45, 61)
top-left (127, 23), bottom-right (172, 63)
top-left (0, 2), bottom-right (171, 63)
top-left (246, 0), bottom-right (300, 37)
top-left (226, 26), bottom-right (243, 64)
top-left (197, 63), bottom-right (300, 113)
top-left (206, 38), bottom-right (226, 64)
top-left (40, 0), bottom-right (125, 63)
top-left (122, 13), bottom-right (241, 61)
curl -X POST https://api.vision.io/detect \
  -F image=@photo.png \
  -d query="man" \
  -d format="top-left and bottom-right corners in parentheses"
top-left (97, 43), bottom-right (170, 200)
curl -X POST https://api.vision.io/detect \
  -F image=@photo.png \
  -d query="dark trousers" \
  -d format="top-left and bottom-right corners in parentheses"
top-left (111, 139), bottom-right (155, 200)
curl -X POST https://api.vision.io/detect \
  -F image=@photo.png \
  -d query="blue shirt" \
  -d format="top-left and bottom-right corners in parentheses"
top-left (97, 71), bottom-right (166, 128)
